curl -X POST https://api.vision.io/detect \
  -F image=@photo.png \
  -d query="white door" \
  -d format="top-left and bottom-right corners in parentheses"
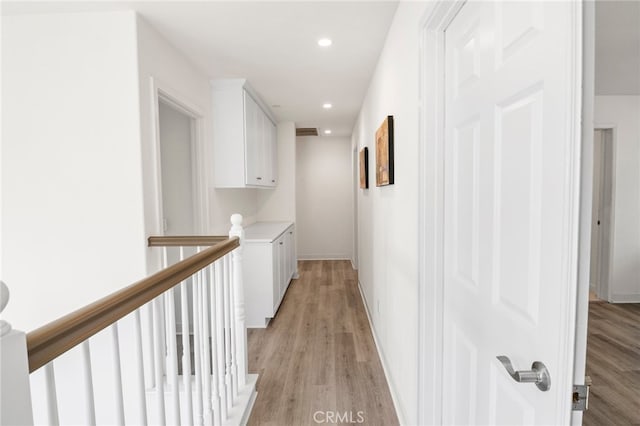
top-left (589, 128), bottom-right (613, 299)
top-left (442, 1), bottom-right (582, 424)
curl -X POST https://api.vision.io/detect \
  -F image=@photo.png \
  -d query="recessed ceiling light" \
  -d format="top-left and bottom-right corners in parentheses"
top-left (317, 38), bottom-right (332, 47)
top-left (322, 103), bottom-right (333, 109)
top-left (324, 129), bottom-right (332, 135)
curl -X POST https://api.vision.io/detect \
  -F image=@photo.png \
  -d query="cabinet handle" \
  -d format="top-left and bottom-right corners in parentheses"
top-left (271, 180), bottom-right (276, 183)
top-left (256, 177), bottom-right (262, 180)
top-left (279, 242), bottom-right (283, 245)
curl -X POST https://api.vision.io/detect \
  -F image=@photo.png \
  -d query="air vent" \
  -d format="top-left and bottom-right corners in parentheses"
top-left (296, 127), bottom-right (318, 137)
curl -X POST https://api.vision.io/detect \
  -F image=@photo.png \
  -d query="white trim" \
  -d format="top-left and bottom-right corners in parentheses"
top-left (610, 293), bottom-right (640, 303)
top-left (417, 2), bottom-right (465, 424)
top-left (149, 76), bottom-right (209, 236)
top-left (573, 3), bottom-right (595, 423)
top-left (357, 281), bottom-right (405, 426)
top-left (556, 3), bottom-right (585, 423)
top-left (296, 254), bottom-right (352, 261)
top-left (418, 1), bottom-right (584, 424)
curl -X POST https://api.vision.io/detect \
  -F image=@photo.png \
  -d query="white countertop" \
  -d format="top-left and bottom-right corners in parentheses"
top-left (243, 221), bottom-right (293, 243)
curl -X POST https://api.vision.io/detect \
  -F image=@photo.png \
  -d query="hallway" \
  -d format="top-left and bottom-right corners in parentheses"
top-left (583, 302), bottom-right (640, 425)
top-left (247, 260), bottom-right (398, 426)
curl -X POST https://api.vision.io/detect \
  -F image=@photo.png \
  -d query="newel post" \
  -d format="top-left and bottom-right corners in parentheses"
top-left (0, 281), bottom-right (34, 425)
top-left (229, 214), bottom-right (248, 388)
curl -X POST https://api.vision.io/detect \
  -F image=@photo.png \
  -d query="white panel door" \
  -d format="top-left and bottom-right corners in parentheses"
top-left (442, 1), bottom-right (581, 424)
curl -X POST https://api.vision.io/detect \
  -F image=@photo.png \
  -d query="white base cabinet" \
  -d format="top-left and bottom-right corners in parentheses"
top-left (243, 222), bottom-right (297, 328)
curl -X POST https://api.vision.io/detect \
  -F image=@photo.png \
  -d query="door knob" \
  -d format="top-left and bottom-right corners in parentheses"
top-left (496, 356), bottom-right (551, 391)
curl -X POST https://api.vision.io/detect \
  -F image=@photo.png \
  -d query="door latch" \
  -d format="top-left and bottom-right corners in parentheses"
top-left (572, 376), bottom-right (591, 411)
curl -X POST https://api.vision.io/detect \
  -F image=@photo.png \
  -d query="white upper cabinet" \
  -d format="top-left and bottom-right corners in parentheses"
top-left (212, 79), bottom-right (277, 188)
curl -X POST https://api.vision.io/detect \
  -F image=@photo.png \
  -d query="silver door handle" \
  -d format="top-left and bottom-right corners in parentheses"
top-left (496, 356), bottom-right (551, 391)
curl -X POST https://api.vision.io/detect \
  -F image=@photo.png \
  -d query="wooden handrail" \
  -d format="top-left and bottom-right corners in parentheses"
top-left (26, 237), bottom-right (240, 373)
top-left (147, 235), bottom-right (228, 247)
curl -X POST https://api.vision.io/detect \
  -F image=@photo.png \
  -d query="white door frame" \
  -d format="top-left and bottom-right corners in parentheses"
top-left (150, 76), bottom-right (208, 237)
top-left (417, 1), bottom-right (584, 424)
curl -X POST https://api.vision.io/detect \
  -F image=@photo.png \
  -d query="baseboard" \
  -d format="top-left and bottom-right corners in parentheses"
top-left (610, 293), bottom-right (640, 303)
top-left (350, 258), bottom-right (357, 270)
top-left (297, 254), bottom-right (352, 260)
top-left (357, 281), bottom-right (406, 426)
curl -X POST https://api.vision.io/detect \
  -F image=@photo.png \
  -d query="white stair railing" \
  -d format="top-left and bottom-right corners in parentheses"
top-left (0, 214), bottom-right (257, 426)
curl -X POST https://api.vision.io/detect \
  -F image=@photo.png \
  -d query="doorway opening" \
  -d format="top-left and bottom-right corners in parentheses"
top-left (589, 128), bottom-right (615, 302)
top-left (157, 98), bottom-right (198, 237)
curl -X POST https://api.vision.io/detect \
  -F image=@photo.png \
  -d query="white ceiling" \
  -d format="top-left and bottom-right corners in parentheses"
top-left (595, 0), bottom-right (640, 95)
top-left (2, 1), bottom-right (399, 137)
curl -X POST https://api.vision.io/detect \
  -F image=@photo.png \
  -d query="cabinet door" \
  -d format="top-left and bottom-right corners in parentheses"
top-left (278, 236), bottom-right (287, 299)
top-left (243, 91), bottom-right (265, 186)
top-left (272, 238), bottom-right (281, 313)
top-left (268, 121), bottom-right (278, 186)
top-left (288, 227), bottom-right (296, 279)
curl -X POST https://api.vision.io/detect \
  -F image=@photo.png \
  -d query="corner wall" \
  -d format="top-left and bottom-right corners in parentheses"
top-left (351, 3), bottom-right (429, 423)
top-left (594, 95), bottom-right (640, 302)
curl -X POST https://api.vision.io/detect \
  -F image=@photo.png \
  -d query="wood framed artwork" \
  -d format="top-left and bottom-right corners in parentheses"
top-left (375, 115), bottom-right (394, 186)
top-left (359, 147), bottom-right (369, 189)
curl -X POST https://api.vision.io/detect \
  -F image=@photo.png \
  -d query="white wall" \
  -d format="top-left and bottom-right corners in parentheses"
top-left (352, 2), bottom-right (428, 424)
top-left (256, 122), bottom-right (296, 223)
top-left (135, 16), bottom-right (259, 255)
top-left (594, 96), bottom-right (640, 301)
top-left (1, 11), bottom-right (146, 332)
top-left (296, 136), bottom-right (353, 260)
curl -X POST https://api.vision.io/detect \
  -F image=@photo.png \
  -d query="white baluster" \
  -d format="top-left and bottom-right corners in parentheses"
top-left (200, 268), bottom-right (213, 426)
top-left (193, 251), bottom-right (204, 425)
top-left (0, 281), bottom-right (34, 426)
top-left (165, 287), bottom-right (181, 425)
top-left (228, 254), bottom-right (238, 401)
top-left (179, 248), bottom-right (194, 426)
top-left (144, 303), bottom-right (156, 389)
top-left (222, 256), bottom-right (235, 410)
top-left (81, 341), bottom-right (96, 425)
top-left (214, 259), bottom-right (228, 421)
top-left (44, 363), bottom-right (60, 426)
top-left (153, 297), bottom-right (166, 426)
top-left (208, 264), bottom-right (222, 426)
top-left (133, 309), bottom-right (148, 426)
top-left (111, 323), bottom-right (125, 426)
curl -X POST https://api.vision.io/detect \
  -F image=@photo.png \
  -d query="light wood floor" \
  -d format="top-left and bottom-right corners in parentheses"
top-left (583, 302), bottom-right (640, 426)
top-left (246, 260), bottom-right (399, 426)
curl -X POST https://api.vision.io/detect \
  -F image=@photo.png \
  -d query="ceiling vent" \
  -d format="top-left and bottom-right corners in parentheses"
top-left (296, 127), bottom-right (319, 137)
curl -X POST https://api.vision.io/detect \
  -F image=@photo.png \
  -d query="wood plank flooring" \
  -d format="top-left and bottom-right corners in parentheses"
top-left (583, 302), bottom-right (640, 426)
top-left (247, 260), bottom-right (399, 426)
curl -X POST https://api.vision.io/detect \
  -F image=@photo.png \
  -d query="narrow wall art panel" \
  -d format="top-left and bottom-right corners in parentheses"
top-left (359, 147), bottom-right (369, 189)
top-left (375, 115), bottom-right (394, 186)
